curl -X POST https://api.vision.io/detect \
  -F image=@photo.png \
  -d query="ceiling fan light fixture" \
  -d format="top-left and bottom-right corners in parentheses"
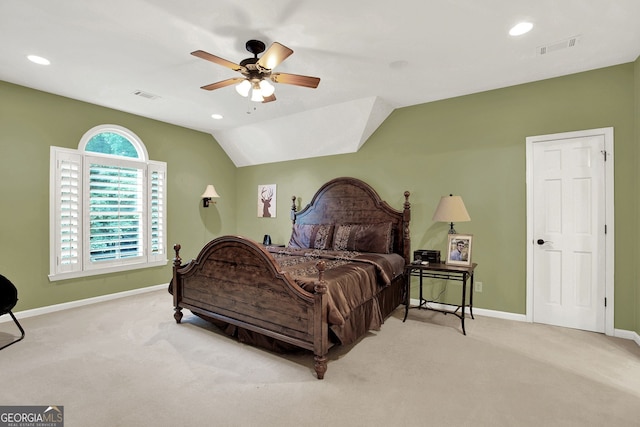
top-left (250, 86), bottom-right (264, 102)
top-left (259, 80), bottom-right (275, 97)
top-left (235, 79), bottom-right (251, 97)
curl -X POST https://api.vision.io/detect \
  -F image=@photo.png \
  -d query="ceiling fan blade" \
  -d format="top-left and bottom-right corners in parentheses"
top-left (271, 73), bottom-right (320, 88)
top-left (191, 50), bottom-right (245, 72)
top-left (262, 94), bottom-right (276, 103)
top-left (257, 42), bottom-right (293, 70)
top-left (200, 77), bottom-right (246, 91)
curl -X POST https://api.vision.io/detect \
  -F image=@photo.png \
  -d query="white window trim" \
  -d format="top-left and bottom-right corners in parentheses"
top-left (49, 126), bottom-right (167, 282)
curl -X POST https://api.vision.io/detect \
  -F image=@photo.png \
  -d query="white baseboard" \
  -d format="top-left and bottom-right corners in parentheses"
top-left (614, 328), bottom-right (640, 346)
top-left (1, 283), bottom-right (168, 322)
top-left (408, 298), bottom-right (638, 345)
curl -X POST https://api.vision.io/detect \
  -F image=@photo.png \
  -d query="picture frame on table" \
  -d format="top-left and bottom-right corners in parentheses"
top-left (446, 234), bottom-right (473, 266)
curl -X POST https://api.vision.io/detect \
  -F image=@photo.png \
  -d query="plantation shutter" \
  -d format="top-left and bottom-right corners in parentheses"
top-left (52, 148), bottom-right (83, 274)
top-left (148, 161), bottom-right (166, 262)
top-left (84, 155), bottom-right (144, 270)
top-left (50, 132), bottom-right (167, 281)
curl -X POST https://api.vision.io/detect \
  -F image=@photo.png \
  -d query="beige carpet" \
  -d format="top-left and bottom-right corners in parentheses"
top-left (1, 289), bottom-right (639, 427)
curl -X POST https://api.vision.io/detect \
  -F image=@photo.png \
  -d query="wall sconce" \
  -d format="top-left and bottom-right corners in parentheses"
top-left (201, 185), bottom-right (220, 207)
top-left (432, 194), bottom-right (471, 234)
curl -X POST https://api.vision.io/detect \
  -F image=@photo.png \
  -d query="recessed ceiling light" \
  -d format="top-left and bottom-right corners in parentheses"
top-left (509, 22), bottom-right (533, 36)
top-left (211, 114), bottom-right (223, 120)
top-left (27, 55), bottom-right (51, 65)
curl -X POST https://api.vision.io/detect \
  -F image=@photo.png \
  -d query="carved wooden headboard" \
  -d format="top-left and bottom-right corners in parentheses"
top-left (291, 177), bottom-right (411, 263)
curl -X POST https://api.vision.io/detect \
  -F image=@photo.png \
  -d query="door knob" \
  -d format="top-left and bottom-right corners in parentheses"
top-left (536, 239), bottom-right (551, 245)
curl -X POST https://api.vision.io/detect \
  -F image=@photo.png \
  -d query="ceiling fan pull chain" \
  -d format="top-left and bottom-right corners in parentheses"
top-left (246, 96), bottom-right (256, 115)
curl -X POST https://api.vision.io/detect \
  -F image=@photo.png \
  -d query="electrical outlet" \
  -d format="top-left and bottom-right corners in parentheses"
top-left (475, 281), bottom-right (483, 292)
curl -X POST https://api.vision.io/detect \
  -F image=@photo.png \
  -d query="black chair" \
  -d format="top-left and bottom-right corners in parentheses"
top-left (0, 274), bottom-right (25, 350)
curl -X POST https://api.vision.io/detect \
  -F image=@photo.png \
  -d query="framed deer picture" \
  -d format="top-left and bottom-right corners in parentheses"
top-left (257, 184), bottom-right (277, 218)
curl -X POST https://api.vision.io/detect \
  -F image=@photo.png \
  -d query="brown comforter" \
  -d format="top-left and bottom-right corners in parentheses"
top-left (266, 246), bottom-right (405, 344)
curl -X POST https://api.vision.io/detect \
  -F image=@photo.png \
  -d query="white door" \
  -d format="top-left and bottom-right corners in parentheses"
top-left (526, 128), bottom-right (614, 334)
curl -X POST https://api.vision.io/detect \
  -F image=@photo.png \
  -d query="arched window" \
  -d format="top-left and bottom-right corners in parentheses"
top-left (80, 124), bottom-right (148, 160)
top-left (49, 125), bottom-right (166, 281)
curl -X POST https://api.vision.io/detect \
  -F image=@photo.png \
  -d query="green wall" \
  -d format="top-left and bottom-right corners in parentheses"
top-left (0, 81), bottom-right (237, 311)
top-left (2, 61), bottom-right (638, 334)
top-left (236, 63), bottom-right (638, 332)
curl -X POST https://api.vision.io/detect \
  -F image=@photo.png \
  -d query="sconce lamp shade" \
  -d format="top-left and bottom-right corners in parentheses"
top-left (201, 185), bottom-right (220, 199)
top-left (432, 194), bottom-right (470, 234)
top-left (201, 185), bottom-right (220, 207)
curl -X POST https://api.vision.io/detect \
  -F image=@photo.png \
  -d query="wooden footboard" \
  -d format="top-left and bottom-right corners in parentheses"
top-left (172, 235), bottom-right (330, 379)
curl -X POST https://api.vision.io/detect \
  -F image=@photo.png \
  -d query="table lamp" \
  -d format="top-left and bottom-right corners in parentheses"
top-left (432, 194), bottom-right (470, 234)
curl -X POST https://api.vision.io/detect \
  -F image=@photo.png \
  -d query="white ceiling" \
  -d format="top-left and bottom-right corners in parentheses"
top-left (1, 1), bottom-right (639, 166)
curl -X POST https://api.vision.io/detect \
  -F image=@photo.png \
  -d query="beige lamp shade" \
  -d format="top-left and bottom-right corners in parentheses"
top-left (201, 185), bottom-right (220, 199)
top-left (201, 185), bottom-right (220, 207)
top-left (432, 194), bottom-right (470, 233)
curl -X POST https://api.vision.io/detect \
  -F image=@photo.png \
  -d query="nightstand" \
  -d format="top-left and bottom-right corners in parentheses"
top-left (403, 262), bottom-right (477, 335)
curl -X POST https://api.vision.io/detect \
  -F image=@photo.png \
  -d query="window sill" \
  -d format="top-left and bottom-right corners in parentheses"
top-left (48, 259), bottom-right (168, 282)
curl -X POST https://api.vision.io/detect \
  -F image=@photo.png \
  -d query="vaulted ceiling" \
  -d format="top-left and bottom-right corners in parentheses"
top-left (1, 1), bottom-right (639, 166)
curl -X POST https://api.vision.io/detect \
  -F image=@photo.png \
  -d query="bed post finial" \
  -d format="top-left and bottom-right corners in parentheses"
top-left (314, 260), bottom-right (327, 294)
top-left (290, 195), bottom-right (297, 224)
top-left (404, 191), bottom-right (411, 215)
top-left (403, 191), bottom-right (411, 264)
top-left (173, 244), bottom-right (182, 267)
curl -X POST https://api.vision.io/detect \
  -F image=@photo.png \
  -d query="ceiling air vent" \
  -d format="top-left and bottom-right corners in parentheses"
top-left (133, 90), bottom-right (160, 100)
top-left (537, 35), bottom-right (581, 56)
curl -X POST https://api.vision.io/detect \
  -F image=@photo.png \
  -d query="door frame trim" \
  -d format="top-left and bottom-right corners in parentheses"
top-left (525, 127), bottom-right (614, 336)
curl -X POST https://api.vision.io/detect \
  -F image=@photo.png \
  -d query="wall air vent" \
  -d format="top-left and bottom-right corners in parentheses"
top-left (133, 90), bottom-right (160, 100)
top-left (537, 35), bottom-right (581, 56)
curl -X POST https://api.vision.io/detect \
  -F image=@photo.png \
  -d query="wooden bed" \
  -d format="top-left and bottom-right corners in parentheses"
top-left (170, 177), bottom-right (411, 379)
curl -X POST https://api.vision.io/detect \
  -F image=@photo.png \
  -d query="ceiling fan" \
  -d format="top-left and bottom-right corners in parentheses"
top-left (191, 39), bottom-right (321, 103)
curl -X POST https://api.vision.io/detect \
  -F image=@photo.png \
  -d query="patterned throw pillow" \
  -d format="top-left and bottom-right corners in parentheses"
top-left (332, 223), bottom-right (393, 254)
top-left (287, 224), bottom-right (334, 250)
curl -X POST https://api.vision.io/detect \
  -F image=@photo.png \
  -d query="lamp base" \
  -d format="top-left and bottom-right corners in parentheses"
top-left (448, 222), bottom-right (457, 234)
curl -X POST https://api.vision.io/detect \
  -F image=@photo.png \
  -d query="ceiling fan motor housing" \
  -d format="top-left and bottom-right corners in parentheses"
top-left (239, 57), bottom-right (270, 82)
top-left (245, 39), bottom-right (266, 56)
